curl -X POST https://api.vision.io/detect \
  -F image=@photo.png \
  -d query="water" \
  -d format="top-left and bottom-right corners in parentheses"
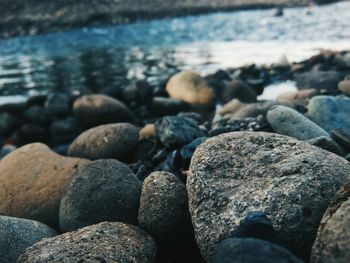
top-left (0, 1), bottom-right (349, 96)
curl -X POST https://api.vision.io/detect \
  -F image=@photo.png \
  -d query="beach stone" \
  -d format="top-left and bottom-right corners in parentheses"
top-left (187, 132), bottom-right (350, 260)
top-left (213, 238), bottom-right (303, 263)
top-left (0, 143), bottom-right (88, 228)
top-left (276, 89), bottom-right (319, 106)
top-left (307, 96), bottom-right (350, 134)
top-left (0, 112), bottom-right (20, 136)
top-left (68, 123), bottom-right (139, 160)
top-left (230, 101), bottom-right (280, 119)
top-left (155, 116), bottom-right (205, 148)
top-left (51, 117), bottom-right (83, 145)
top-left (166, 71), bottom-right (215, 105)
top-left (138, 172), bottom-right (191, 247)
top-left (59, 159), bottom-right (141, 232)
top-left (73, 94), bottom-right (134, 127)
top-left (139, 124), bottom-right (156, 139)
top-left (267, 105), bottom-right (329, 140)
top-left (0, 144), bottom-right (16, 159)
top-left (17, 222), bottom-right (157, 263)
top-left (0, 216), bottom-right (56, 263)
top-left (14, 124), bottom-right (49, 145)
top-left (295, 71), bottom-right (343, 93)
top-left (307, 136), bottom-right (342, 155)
top-left (220, 80), bottom-right (257, 104)
top-left (23, 105), bottom-right (51, 126)
top-left (151, 97), bottom-right (189, 116)
top-left (338, 79), bottom-right (350, 96)
top-left (45, 93), bottom-right (70, 116)
top-left (310, 185), bottom-right (350, 263)
top-left (219, 99), bottom-right (247, 115)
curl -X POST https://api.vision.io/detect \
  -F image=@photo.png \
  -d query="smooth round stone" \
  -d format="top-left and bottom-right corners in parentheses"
top-left (267, 105), bottom-right (329, 140)
top-left (310, 185), bottom-right (350, 263)
top-left (45, 93), bottom-right (70, 116)
top-left (59, 159), bottom-right (142, 232)
top-left (338, 79), bottom-right (350, 96)
top-left (0, 112), bottom-right (20, 136)
top-left (68, 123), bottom-right (139, 160)
top-left (187, 132), bottom-right (350, 261)
top-left (0, 216), bottom-right (56, 263)
top-left (138, 172), bottom-right (191, 246)
top-left (0, 143), bottom-right (89, 228)
top-left (166, 71), bottom-right (215, 105)
top-left (213, 238), bottom-right (303, 263)
top-left (23, 105), bottom-right (51, 126)
top-left (220, 80), bottom-right (257, 104)
top-left (307, 96), bottom-right (350, 134)
top-left (17, 222), bottom-right (157, 263)
top-left (139, 124), bottom-right (156, 139)
top-left (73, 94), bottom-right (134, 127)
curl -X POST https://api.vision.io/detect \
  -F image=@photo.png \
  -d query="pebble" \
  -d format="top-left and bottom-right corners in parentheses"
top-left (45, 93), bottom-right (70, 116)
top-left (219, 80), bottom-right (257, 104)
top-left (295, 71), bottom-right (343, 93)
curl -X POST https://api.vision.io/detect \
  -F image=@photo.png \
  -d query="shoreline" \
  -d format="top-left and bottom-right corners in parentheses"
top-left (0, 0), bottom-right (339, 39)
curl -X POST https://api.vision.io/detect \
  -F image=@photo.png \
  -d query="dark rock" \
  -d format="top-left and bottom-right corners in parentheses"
top-left (68, 123), bottom-right (139, 161)
top-left (133, 139), bottom-right (157, 162)
top-left (0, 144), bottom-right (16, 159)
top-left (122, 80), bottom-right (153, 104)
top-left (17, 222), bottom-right (156, 263)
top-left (310, 185), bottom-right (350, 263)
top-left (23, 105), bottom-right (51, 126)
top-left (307, 96), bottom-right (350, 134)
top-left (73, 94), bottom-right (134, 127)
top-left (213, 238), bottom-right (303, 263)
top-left (331, 128), bottom-right (350, 150)
top-left (50, 117), bottom-right (84, 145)
top-left (180, 137), bottom-right (207, 168)
top-left (177, 112), bottom-right (203, 123)
top-left (138, 172), bottom-right (192, 248)
top-left (0, 95), bottom-right (27, 113)
top-left (14, 124), bottom-right (48, 145)
top-left (295, 71), bottom-right (343, 93)
top-left (151, 97), bottom-right (189, 116)
top-left (0, 112), bottom-right (21, 136)
top-left (154, 150), bottom-right (182, 179)
top-left (155, 116), bottom-right (205, 148)
top-left (267, 105), bottom-right (329, 140)
top-left (45, 93), bottom-right (70, 116)
top-left (273, 7), bottom-right (284, 17)
top-left (59, 159), bottom-right (142, 232)
top-left (219, 80), bottom-right (257, 104)
top-left (307, 136), bottom-right (342, 155)
top-left (0, 216), bottom-right (56, 263)
top-left (188, 132), bottom-right (350, 260)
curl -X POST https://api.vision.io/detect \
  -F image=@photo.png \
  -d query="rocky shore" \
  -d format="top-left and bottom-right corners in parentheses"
top-left (0, 49), bottom-right (350, 262)
top-left (0, 0), bottom-right (339, 38)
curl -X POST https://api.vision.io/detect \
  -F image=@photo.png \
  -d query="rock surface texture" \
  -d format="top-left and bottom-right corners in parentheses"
top-left (187, 132), bottom-right (350, 260)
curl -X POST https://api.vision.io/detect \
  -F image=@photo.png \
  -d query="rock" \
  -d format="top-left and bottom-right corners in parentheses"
top-left (50, 117), bottom-right (83, 145)
top-left (73, 94), bottom-right (134, 127)
top-left (310, 185), bottom-right (350, 263)
top-left (122, 80), bottom-right (153, 104)
top-left (307, 96), bottom-right (350, 134)
top-left (0, 216), bottom-right (56, 263)
top-left (133, 139), bottom-right (157, 162)
top-left (0, 143), bottom-right (88, 227)
top-left (138, 172), bottom-right (191, 247)
top-left (59, 159), bottom-right (141, 232)
top-left (0, 95), bottom-right (27, 113)
top-left (180, 137), bottom-right (207, 168)
top-left (0, 112), bottom-right (20, 136)
top-left (276, 89), bottom-right (319, 107)
top-left (273, 7), bottom-right (284, 17)
top-left (140, 124), bottom-right (156, 139)
top-left (68, 123), bottom-right (139, 161)
top-left (17, 222), bottom-right (157, 263)
top-left (267, 105), bottom-right (329, 140)
top-left (220, 80), bottom-right (257, 104)
top-left (213, 238), bottom-right (302, 263)
top-left (151, 97), bottom-right (189, 116)
top-left (13, 124), bottom-right (48, 145)
top-left (45, 93), bottom-right (70, 116)
top-left (295, 71), bottom-right (343, 93)
top-left (187, 132), bottom-right (350, 260)
top-left (23, 105), bottom-right (51, 126)
top-left (0, 144), bottom-right (16, 159)
top-left (155, 116), bottom-right (205, 148)
top-left (230, 101), bottom-right (280, 119)
top-left (331, 128), bottom-right (350, 150)
top-left (307, 136), bottom-right (342, 155)
top-left (219, 99), bottom-right (247, 115)
top-left (338, 79), bottom-right (350, 96)
top-left (166, 71), bottom-right (215, 105)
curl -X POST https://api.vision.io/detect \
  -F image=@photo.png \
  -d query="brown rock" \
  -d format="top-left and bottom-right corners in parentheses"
top-left (17, 222), bottom-right (157, 263)
top-left (219, 99), bottom-right (247, 115)
top-left (338, 79), bottom-right (350, 96)
top-left (68, 123), bottom-right (139, 161)
top-left (277, 89), bottom-right (319, 106)
top-left (310, 184), bottom-right (350, 263)
top-left (220, 80), bottom-right (257, 104)
top-left (166, 71), bottom-right (215, 105)
top-left (73, 94), bottom-right (134, 127)
top-left (140, 124), bottom-right (156, 139)
top-left (0, 143), bottom-right (88, 228)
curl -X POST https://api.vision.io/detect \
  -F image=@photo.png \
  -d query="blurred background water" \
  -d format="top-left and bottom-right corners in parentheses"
top-left (0, 1), bottom-right (349, 96)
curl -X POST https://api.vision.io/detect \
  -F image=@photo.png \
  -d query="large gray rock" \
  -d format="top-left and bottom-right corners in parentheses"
top-left (187, 132), bottom-right (350, 261)
top-left (18, 222), bottom-right (157, 263)
top-left (267, 105), bottom-right (329, 140)
top-left (68, 123), bottom-right (139, 160)
top-left (310, 185), bottom-right (350, 263)
top-left (0, 216), bottom-right (56, 263)
top-left (73, 94), bottom-right (134, 127)
top-left (138, 172), bottom-right (191, 246)
top-left (60, 159), bottom-right (142, 232)
top-left (295, 71), bottom-right (343, 93)
top-left (213, 238), bottom-right (303, 263)
top-left (307, 96), bottom-right (350, 134)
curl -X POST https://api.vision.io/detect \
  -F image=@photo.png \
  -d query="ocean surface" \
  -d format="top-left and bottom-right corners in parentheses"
top-left (0, 1), bottom-right (349, 98)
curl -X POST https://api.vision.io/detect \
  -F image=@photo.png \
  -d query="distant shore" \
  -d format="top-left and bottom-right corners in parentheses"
top-left (0, 0), bottom-right (341, 39)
